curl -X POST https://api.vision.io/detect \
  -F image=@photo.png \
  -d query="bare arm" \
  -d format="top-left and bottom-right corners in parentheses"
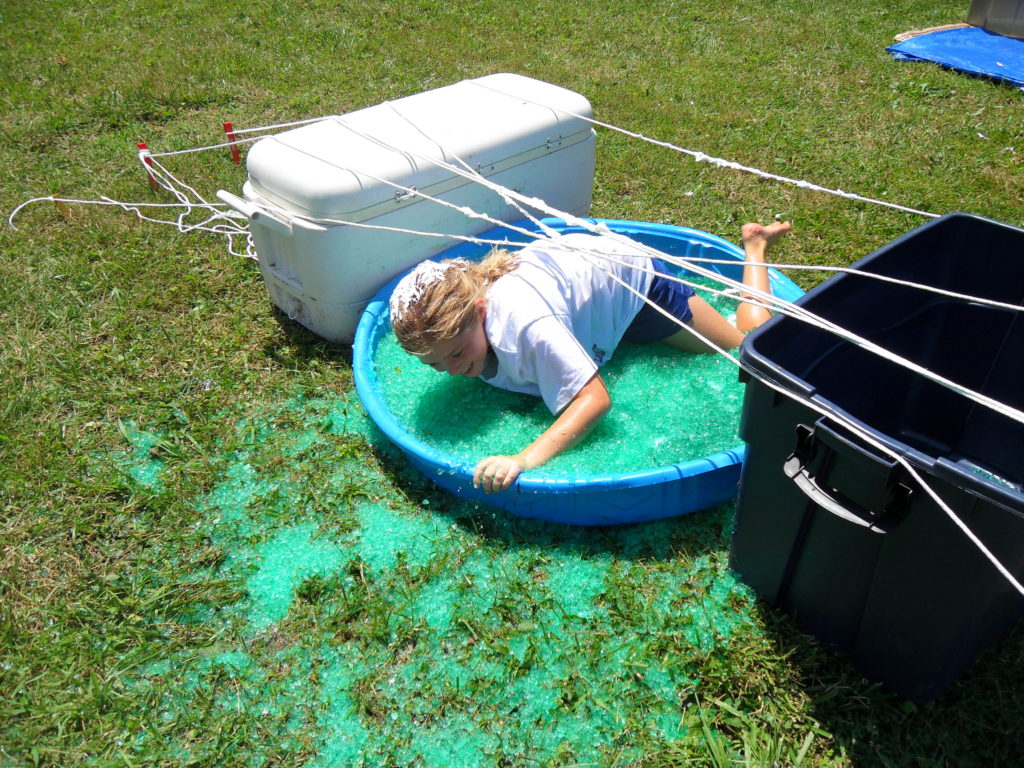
top-left (473, 373), bottom-right (611, 493)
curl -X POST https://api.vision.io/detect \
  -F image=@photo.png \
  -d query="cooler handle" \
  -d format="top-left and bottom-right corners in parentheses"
top-left (216, 190), bottom-right (292, 236)
top-left (783, 422), bottom-right (911, 532)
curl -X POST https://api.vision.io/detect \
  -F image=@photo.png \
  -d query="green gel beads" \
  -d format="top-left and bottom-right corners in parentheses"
top-left (377, 282), bottom-right (747, 479)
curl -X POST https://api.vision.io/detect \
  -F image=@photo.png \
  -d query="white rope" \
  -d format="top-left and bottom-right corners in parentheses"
top-left (284, 211), bottom-right (537, 250)
top-left (5, 151), bottom-right (258, 258)
top-left (146, 134), bottom-right (266, 158)
top-left (280, 116), bottom-right (1023, 596)
top-left (586, 254), bottom-right (1024, 598)
top-left (5, 95), bottom-right (1020, 596)
top-left (292, 209), bottom-right (782, 319)
top-left (148, 116), bottom-right (339, 158)
top-left (230, 115), bottom-right (338, 136)
top-left (470, 80), bottom-right (943, 220)
top-left (9, 193), bottom-right (254, 259)
top-left (8, 196), bottom-right (200, 229)
top-left (313, 114), bottom-right (1024, 428)
top-left (135, 149), bottom-right (257, 258)
top-left (384, 100), bottom-right (555, 238)
top-left (642, 255), bottom-right (1024, 315)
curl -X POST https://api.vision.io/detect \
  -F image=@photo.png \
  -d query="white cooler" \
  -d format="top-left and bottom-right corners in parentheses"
top-left (217, 73), bottom-right (596, 343)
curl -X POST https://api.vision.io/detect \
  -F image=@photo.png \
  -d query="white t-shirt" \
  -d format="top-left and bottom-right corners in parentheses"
top-left (480, 233), bottom-right (654, 414)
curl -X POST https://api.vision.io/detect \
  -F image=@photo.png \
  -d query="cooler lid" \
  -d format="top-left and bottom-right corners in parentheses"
top-left (245, 73), bottom-right (594, 220)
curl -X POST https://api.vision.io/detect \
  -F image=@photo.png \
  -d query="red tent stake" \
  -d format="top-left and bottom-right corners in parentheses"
top-left (137, 141), bottom-right (159, 190)
top-left (223, 122), bottom-right (241, 164)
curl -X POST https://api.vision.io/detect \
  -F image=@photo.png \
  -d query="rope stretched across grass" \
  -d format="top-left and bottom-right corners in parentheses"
top-left (258, 106), bottom-right (1020, 594)
top-left (7, 92), bottom-right (1023, 596)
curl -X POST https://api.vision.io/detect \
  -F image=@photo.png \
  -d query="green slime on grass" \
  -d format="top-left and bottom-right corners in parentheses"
top-left (355, 501), bottom-right (452, 574)
top-left (118, 392), bottom-right (761, 766)
top-left (113, 421), bottom-right (165, 489)
top-left (247, 522), bottom-right (351, 630)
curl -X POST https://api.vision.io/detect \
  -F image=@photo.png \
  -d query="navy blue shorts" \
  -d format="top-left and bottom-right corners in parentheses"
top-left (622, 259), bottom-right (696, 344)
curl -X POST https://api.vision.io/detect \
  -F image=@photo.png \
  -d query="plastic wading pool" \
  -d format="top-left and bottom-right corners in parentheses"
top-left (353, 218), bottom-right (804, 526)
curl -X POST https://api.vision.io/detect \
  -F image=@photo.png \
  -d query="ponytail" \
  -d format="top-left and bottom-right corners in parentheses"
top-left (390, 248), bottom-right (519, 355)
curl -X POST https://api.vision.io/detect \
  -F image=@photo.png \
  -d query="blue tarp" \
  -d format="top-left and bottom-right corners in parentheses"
top-left (888, 26), bottom-right (1024, 89)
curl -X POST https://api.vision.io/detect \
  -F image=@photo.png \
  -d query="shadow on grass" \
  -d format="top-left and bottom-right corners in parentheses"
top-left (263, 306), bottom-right (355, 369)
top-left (261, 304), bottom-right (1019, 765)
top-left (370, 414), bottom-right (1024, 766)
top-left (368, 420), bottom-right (737, 565)
top-left (755, 604), bottom-right (1024, 768)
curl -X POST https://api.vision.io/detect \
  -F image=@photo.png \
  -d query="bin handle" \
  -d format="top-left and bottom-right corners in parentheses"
top-left (783, 422), bottom-right (911, 533)
top-left (783, 453), bottom-right (884, 531)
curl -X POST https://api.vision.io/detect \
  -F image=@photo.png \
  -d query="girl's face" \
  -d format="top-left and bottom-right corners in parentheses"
top-left (417, 299), bottom-right (491, 378)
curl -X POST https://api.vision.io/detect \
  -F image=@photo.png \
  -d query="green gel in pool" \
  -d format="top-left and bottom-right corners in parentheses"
top-left (377, 281), bottom-right (746, 478)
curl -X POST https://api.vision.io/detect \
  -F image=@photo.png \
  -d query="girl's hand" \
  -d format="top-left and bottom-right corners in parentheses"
top-left (473, 454), bottom-right (527, 494)
top-left (471, 374), bottom-right (611, 494)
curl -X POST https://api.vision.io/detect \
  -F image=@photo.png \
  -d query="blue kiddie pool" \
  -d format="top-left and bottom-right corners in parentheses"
top-left (353, 218), bottom-right (804, 526)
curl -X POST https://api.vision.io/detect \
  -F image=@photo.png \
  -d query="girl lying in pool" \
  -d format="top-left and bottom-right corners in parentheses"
top-left (389, 221), bottom-right (790, 493)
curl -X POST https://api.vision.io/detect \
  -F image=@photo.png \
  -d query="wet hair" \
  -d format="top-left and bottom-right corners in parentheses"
top-left (390, 248), bottom-right (518, 355)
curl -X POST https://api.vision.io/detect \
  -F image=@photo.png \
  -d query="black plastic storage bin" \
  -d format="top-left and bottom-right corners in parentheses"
top-left (730, 213), bottom-right (1024, 701)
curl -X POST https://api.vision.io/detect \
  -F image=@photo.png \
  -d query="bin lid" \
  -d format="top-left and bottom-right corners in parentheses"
top-left (245, 73), bottom-right (594, 220)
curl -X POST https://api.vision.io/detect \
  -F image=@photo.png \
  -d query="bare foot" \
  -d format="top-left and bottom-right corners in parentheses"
top-left (741, 221), bottom-right (792, 253)
top-left (735, 221), bottom-right (791, 333)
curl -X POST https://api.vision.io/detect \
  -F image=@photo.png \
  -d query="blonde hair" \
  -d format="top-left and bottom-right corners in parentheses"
top-left (390, 248), bottom-right (518, 355)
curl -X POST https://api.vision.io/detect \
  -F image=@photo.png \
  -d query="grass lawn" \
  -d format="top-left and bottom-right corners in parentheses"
top-left (2, 1), bottom-right (1022, 766)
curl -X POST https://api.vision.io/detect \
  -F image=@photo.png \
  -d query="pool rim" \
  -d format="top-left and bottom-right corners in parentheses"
top-left (353, 218), bottom-right (804, 507)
